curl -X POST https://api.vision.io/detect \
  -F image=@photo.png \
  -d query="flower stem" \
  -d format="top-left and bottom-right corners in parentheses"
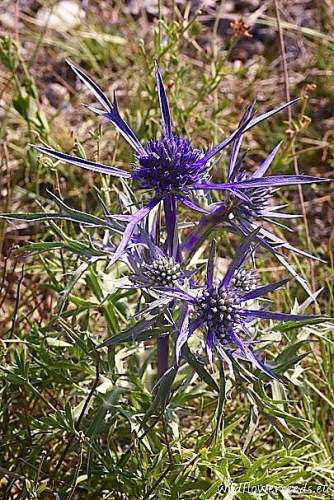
top-left (163, 195), bottom-right (177, 258)
top-left (182, 202), bottom-right (231, 260)
top-left (156, 196), bottom-right (177, 378)
top-left (157, 335), bottom-right (169, 379)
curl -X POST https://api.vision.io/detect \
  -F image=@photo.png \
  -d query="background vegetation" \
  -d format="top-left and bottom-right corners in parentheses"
top-left (0, 1), bottom-right (333, 498)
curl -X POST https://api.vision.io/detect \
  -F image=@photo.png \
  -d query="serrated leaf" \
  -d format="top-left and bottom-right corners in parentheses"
top-left (96, 318), bottom-right (167, 349)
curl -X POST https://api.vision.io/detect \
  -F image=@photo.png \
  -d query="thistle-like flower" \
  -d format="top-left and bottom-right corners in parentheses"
top-left (182, 103), bottom-right (329, 294)
top-left (170, 231), bottom-right (318, 380)
top-left (33, 62), bottom-right (325, 264)
top-left (222, 104), bottom-right (323, 244)
top-left (141, 258), bottom-right (182, 287)
top-left (125, 228), bottom-right (188, 290)
top-left (192, 100), bottom-right (328, 201)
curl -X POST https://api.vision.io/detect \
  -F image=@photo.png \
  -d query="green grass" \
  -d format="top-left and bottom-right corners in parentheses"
top-left (0, 2), bottom-right (333, 499)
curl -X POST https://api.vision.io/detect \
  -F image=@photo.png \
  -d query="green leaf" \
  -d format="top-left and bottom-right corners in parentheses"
top-left (272, 318), bottom-right (327, 332)
top-left (154, 364), bottom-right (179, 409)
top-left (143, 365), bottom-right (179, 424)
top-left (271, 340), bottom-right (310, 372)
top-left (96, 319), bottom-right (171, 349)
top-left (181, 344), bottom-right (219, 392)
top-left (13, 93), bottom-right (30, 120)
top-left (58, 260), bottom-right (92, 312)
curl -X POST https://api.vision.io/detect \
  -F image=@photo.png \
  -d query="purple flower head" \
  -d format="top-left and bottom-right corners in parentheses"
top-left (120, 225), bottom-right (194, 293)
top-left (140, 257), bottom-right (183, 286)
top-left (132, 136), bottom-right (206, 195)
top-left (222, 131), bottom-right (328, 295)
top-left (225, 135), bottom-right (309, 228)
top-left (183, 103), bottom-right (330, 295)
top-left (231, 267), bottom-right (258, 293)
top-left (33, 62), bottom-right (306, 263)
top-left (173, 230), bottom-right (319, 380)
top-left (127, 237), bottom-right (185, 288)
top-left (189, 102), bottom-right (328, 226)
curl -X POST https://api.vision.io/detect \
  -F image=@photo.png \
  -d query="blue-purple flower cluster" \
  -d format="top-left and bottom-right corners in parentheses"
top-left (32, 62), bottom-right (328, 382)
top-left (133, 136), bottom-right (205, 195)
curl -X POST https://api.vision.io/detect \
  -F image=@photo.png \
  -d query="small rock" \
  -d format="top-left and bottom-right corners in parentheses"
top-left (36, 1), bottom-right (85, 31)
top-left (45, 83), bottom-right (69, 109)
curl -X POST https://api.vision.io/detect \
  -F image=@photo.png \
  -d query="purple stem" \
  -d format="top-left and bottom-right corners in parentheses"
top-left (157, 196), bottom-right (177, 378)
top-left (163, 195), bottom-right (177, 258)
top-left (182, 202), bottom-right (231, 259)
top-left (157, 335), bottom-right (170, 379)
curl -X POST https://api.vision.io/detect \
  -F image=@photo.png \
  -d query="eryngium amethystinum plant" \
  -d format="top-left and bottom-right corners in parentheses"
top-left (181, 102), bottom-right (326, 295)
top-left (1, 62), bottom-right (328, 426)
top-left (33, 62), bottom-right (326, 267)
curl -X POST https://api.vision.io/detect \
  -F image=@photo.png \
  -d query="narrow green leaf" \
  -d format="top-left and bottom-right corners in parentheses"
top-left (181, 344), bottom-right (219, 392)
